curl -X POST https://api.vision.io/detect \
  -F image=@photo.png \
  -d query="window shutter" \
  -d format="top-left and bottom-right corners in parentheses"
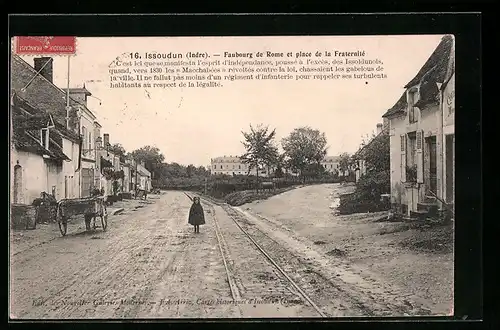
top-left (400, 134), bottom-right (406, 182)
top-left (416, 130), bottom-right (424, 183)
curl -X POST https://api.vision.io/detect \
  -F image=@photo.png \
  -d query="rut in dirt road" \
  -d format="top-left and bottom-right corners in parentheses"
top-left (10, 192), bottom-right (238, 319)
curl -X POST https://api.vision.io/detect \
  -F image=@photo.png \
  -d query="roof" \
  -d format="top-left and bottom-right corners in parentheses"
top-left (322, 156), bottom-right (340, 163)
top-left (11, 54), bottom-right (99, 131)
top-left (382, 91), bottom-right (407, 118)
top-left (382, 35), bottom-right (454, 118)
top-left (11, 94), bottom-right (71, 162)
top-left (407, 35), bottom-right (454, 108)
top-left (62, 86), bottom-right (92, 96)
top-left (404, 35), bottom-right (454, 89)
top-left (212, 156), bottom-right (242, 162)
top-left (13, 93), bottom-right (81, 143)
top-left (137, 164), bottom-right (151, 176)
top-left (13, 128), bottom-right (71, 162)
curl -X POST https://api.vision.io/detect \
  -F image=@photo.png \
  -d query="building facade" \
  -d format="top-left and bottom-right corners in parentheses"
top-left (320, 156), bottom-right (340, 174)
top-left (10, 93), bottom-right (80, 204)
top-left (211, 155), bottom-right (344, 177)
top-left (10, 55), bottom-right (85, 203)
top-left (210, 156), bottom-right (267, 176)
top-left (382, 35), bottom-right (455, 216)
top-left (63, 86), bottom-right (103, 198)
top-left (137, 163), bottom-right (152, 191)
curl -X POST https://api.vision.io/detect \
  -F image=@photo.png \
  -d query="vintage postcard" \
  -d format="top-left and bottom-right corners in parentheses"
top-left (9, 35), bottom-right (455, 319)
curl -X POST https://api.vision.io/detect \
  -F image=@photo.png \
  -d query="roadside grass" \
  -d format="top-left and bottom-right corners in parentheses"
top-left (223, 187), bottom-right (297, 206)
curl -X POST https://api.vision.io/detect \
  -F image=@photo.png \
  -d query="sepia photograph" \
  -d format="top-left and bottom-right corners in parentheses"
top-left (9, 34), bottom-right (455, 319)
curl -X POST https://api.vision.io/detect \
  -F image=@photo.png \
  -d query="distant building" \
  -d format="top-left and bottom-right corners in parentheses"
top-left (210, 155), bottom-right (270, 176)
top-left (320, 156), bottom-right (340, 174)
top-left (137, 162), bottom-right (152, 191)
top-left (211, 154), bottom-right (344, 177)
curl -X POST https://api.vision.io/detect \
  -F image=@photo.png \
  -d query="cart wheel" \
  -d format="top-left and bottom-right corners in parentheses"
top-left (100, 205), bottom-right (108, 231)
top-left (58, 217), bottom-right (67, 236)
top-left (56, 206), bottom-right (67, 236)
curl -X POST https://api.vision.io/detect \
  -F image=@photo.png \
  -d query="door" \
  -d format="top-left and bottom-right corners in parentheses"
top-left (428, 136), bottom-right (437, 194)
top-left (64, 176), bottom-right (68, 198)
top-left (13, 164), bottom-right (23, 204)
top-left (446, 134), bottom-right (455, 203)
top-left (81, 168), bottom-right (94, 197)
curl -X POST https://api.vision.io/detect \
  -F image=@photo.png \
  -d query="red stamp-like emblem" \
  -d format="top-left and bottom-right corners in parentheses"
top-left (14, 36), bottom-right (76, 55)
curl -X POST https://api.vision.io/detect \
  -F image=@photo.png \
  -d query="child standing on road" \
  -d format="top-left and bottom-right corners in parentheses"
top-left (188, 196), bottom-right (205, 233)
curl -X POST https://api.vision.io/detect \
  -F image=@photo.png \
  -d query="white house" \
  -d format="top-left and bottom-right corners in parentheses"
top-left (11, 55), bottom-right (106, 200)
top-left (63, 86), bottom-right (104, 198)
top-left (382, 35), bottom-right (455, 217)
top-left (10, 93), bottom-right (80, 204)
top-left (210, 155), bottom-right (271, 176)
top-left (137, 162), bottom-right (152, 191)
top-left (321, 156), bottom-right (340, 174)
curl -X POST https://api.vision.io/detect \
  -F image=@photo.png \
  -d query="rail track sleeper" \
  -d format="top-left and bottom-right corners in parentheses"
top-left (196, 194), bottom-right (326, 318)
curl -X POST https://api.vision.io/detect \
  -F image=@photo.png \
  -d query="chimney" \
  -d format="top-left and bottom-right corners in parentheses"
top-left (33, 57), bottom-right (53, 83)
top-left (103, 133), bottom-right (110, 148)
top-left (376, 123), bottom-right (383, 135)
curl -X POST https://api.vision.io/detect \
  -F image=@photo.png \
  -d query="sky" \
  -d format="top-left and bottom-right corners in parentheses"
top-left (20, 35), bottom-right (444, 167)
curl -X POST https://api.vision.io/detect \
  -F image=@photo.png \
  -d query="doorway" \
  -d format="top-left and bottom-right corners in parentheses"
top-left (445, 134), bottom-right (455, 203)
top-left (13, 164), bottom-right (23, 204)
top-left (427, 136), bottom-right (437, 194)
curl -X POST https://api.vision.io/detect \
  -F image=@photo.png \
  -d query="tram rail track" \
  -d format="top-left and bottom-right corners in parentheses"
top-left (185, 192), bottom-right (326, 317)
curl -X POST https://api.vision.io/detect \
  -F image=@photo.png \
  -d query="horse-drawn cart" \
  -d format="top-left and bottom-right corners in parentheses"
top-left (56, 196), bottom-right (108, 236)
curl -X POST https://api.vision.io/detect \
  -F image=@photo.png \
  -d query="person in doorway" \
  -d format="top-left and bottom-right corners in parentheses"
top-left (188, 196), bottom-right (205, 233)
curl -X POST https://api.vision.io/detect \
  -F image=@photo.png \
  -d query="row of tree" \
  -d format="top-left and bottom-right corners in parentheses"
top-left (240, 125), bottom-right (354, 183)
top-left (105, 124), bottom-right (363, 189)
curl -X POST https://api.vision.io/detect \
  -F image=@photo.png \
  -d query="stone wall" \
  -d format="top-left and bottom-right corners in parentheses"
top-left (11, 204), bottom-right (37, 230)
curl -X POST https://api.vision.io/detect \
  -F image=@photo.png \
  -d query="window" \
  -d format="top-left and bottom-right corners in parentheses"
top-left (40, 128), bottom-right (49, 149)
top-left (408, 89), bottom-right (418, 124)
top-left (405, 132), bottom-right (418, 182)
top-left (82, 126), bottom-right (87, 155)
top-left (88, 132), bottom-right (92, 151)
top-left (407, 132), bottom-right (417, 167)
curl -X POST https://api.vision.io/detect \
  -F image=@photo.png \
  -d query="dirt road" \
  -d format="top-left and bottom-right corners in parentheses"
top-left (10, 186), bottom-right (451, 319)
top-left (10, 193), bottom-right (239, 319)
top-left (243, 183), bottom-right (453, 316)
top-left (10, 191), bottom-right (321, 319)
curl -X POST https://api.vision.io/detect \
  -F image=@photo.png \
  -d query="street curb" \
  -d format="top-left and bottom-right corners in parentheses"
top-left (112, 208), bottom-right (124, 215)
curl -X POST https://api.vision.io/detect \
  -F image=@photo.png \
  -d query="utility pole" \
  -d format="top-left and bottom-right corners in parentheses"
top-left (65, 55), bottom-right (71, 130)
top-left (135, 158), bottom-right (138, 199)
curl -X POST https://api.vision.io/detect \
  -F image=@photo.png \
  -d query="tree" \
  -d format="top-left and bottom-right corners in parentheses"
top-left (338, 152), bottom-right (352, 176)
top-left (338, 132), bottom-right (391, 215)
top-left (273, 153), bottom-right (286, 178)
top-left (130, 146), bottom-right (165, 180)
top-left (240, 124), bottom-right (279, 191)
top-left (281, 127), bottom-right (328, 182)
top-left (363, 133), bottom-right (390, 173)
top-left (186, 164), bottom-right (196, 178)
top-left (108, 143), bottom-right (127, 161)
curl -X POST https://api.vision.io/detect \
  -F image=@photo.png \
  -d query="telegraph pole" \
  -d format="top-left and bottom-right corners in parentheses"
top-left (65, 55), bottom-right (71, 130)
top-left (135, 158), bottom-right (138, 199)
